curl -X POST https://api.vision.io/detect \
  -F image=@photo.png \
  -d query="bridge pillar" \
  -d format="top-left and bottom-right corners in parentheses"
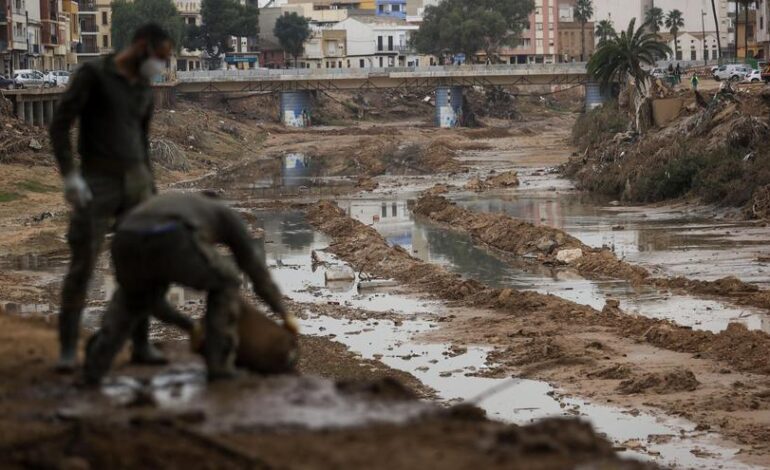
top-left (585, 81), bottom-right (606, 110)
top-left (25, 102), bottom-right (34, 126)
top-left (44, 99), bottom-right (54, 125)
top-left (15, 97), bottom-right (26, 123)
top-left (435, 86), bottom-right (464, 128)
top-left (279, 91), bottom-right (312, 127)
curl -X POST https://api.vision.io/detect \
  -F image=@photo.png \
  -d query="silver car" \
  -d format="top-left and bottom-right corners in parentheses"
top-left (12, 69), bottom-right (46, 88)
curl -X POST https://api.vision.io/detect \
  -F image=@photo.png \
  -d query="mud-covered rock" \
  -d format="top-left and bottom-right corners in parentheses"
top-left (617, 369), bottom-right (700, 394)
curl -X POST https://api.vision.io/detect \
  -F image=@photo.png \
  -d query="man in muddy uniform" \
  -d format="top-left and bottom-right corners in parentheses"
top-left (83, 192), bottom-right (292, 383)
top-left (50, 24), bottom-right (174, 371)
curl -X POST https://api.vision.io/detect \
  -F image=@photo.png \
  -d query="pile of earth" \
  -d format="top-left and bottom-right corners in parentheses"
top-left (413, 194), bottom-right (770, 312)
top-left (565, 86), bottom-right (770, 216)
top-left (0, 98), bottom-right (50, 165)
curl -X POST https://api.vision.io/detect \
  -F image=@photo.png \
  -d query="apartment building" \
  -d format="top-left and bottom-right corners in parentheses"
top-left (376, 0), bottom-right (406, 19)
top-left (556, 0), bottom-right (593, 62)
top-left (40, 0), bottom-right (68, 70)
top-left (499, 0), bottom-right (559, 64)
top-left (76, 0), bottom-right (112, 63)
top-left (286, 0), bottom-right (375, 11)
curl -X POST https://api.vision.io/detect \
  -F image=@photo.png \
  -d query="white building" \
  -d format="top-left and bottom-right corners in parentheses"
top-left (330, 16), bottom-right (424, 68)
top-left (662, 31), bottom-right (721, 62)
top-left (592, 0), bottom-right (729, 56)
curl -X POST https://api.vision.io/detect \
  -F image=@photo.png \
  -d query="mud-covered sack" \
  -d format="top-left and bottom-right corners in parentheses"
top-left (235, 297), bottom-right (299, 374)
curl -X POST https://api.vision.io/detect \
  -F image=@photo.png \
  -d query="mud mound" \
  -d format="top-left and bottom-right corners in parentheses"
top-left (413, 195), bottom-right (648, 282)
top-left (727, 116), bottom-right (770, 148)
top-left (308, 201), bottom-right (770, 376)
top-left (747, 184), bottom-right (770, 219)
top-left (485, 171), bottom-right (520, 188)
top-left (0, 114), bottom-right (51, 165)
top-left (617, 369), bottom-right (700, 394)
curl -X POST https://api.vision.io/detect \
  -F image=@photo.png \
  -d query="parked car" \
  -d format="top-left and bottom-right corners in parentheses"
top-left (0, 75), bottom-right (16, 89)
top-left (743, 69), bottom-right (762, 83)
top-left (650, 67), bottom-right (667, 79)
top-left (12, 70), bottom-right (46, 88)
top-left (44, 70), bottom-right (70, 87)
top-left (713, 64), bottom-right (752, 81)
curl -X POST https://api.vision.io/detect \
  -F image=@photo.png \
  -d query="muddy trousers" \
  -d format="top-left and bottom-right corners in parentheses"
top-left (84, 225), bottom-right (241, 383)
top-left (59, 206), bottom-right (153, 363)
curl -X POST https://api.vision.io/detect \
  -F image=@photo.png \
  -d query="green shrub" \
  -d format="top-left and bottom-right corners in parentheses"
top-left (571, 102), bottom-right (630, 151)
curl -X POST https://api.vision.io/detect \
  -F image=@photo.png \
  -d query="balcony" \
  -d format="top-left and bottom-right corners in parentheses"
top-left (80, 21), bottom-right (98, 33)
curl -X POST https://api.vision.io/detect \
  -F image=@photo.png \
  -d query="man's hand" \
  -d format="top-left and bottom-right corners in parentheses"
top-left (63, 172), bottom-right (92, 208)
top-left (283, 312), bottom-right (300, 336)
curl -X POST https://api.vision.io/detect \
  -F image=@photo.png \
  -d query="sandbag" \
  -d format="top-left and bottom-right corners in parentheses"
top-left (235, 296), bottom-right (299, 374)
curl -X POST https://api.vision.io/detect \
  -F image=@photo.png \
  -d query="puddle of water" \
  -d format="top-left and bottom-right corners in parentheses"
top-left (333, 197), bottom-right (770, 334)
top-left (97, 365), bottom-right (431, 432)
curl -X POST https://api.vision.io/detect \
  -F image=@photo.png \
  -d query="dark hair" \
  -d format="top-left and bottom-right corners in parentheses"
top-left (132, 23), bottom-right (173, 49)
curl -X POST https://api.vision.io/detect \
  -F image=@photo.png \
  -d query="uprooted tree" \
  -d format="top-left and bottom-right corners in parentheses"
top-left (183, 0), bottom-right (259, 68)
top-left (588, 18), bottom-right (671, 133)
top-left (411, 0), bottom-right (534, 63)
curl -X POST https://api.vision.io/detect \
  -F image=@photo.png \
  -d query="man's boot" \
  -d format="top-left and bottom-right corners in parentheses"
top-left (130, 316), bottom-right (168, 365)
top-left (55, 307), bottom-right (81, 373)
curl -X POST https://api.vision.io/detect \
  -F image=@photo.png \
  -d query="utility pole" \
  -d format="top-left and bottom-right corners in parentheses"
top-left (702, 10), bottom-right (708, 65)
top-left (711, 0), bottom-right (722, 63)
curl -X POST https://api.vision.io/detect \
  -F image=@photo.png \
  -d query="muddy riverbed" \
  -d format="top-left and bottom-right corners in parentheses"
top-left (2, 106), bottom-right (770, 468)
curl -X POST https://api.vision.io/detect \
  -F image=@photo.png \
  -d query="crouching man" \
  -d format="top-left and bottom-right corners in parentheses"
top-left (84, 193), bottom-right (292, 384)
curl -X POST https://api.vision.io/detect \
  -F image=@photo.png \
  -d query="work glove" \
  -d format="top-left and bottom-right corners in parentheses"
top-left (63, 172), bottom-right (92, 208)
top-left (283, 312), bottom-right (300, 337)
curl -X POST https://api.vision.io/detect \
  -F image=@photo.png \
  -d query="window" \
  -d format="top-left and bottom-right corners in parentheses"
top-left (379, 57), bottom-right (383, 67)
top-left (762, 16), bottom-right (765, 30)
top-left (15, 0), bottom-right (21, 10)
top-left (359, 58), bottom-right (365, 67)
top-left (704, 49), bottom-right (709, 60)
top-left (377, 36), bottom-right (383, 51)
top-left (381, 204), bottom-right (387, 218)
top-left (102, 34), bottom-right (108, 48)
top-left (536, 22), bottom-right (543, 31)
top-left (387, 36), bottom-right (393, 51)
top-left (536, 38), bottom-right (543, 48)
top-left (392, 203), bottom-right (397, 217)
top-left (691, 50), bottom-right (696, 60)
top-left (101, 11), bottom-right (108, 25)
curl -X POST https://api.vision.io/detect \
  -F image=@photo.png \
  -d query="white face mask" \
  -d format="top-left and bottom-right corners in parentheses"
top-left (140, 57), bottom-right (165, 79)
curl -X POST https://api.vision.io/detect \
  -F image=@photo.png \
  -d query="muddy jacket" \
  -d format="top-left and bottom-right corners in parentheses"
top-left (50, 55), bottom-right (154, 178)
top-left (118, 193), bottom-right (286, 315)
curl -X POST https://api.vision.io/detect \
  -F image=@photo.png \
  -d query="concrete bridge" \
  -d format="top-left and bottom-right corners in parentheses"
top-left (176, 63), bottom-right (590, 128)
top-left (3, 64), bottom-right (594, 128)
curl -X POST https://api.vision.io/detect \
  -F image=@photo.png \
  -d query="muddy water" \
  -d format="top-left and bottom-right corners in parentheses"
top-left (255, 210), bottom-right (756, 469)
top-left (334, 196), bottom-right (770, 333)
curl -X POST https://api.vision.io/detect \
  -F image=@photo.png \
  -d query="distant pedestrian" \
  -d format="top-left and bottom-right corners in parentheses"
top-left (675, 63), bottom-right (682, 83)
top-left (691, 73), bottom-right (700, 91)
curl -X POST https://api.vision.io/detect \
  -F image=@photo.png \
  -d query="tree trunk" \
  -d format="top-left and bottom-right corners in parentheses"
top-left (674, 33), bottom-right (678, 61)
top-left (632, 75), bottom-right (653, 133)
top-left (711, 0), bottom-right (722, 61)
top-left (744, 1), bottom-right (750, 59)
top-left (580, 20), bottom-right (586, 61)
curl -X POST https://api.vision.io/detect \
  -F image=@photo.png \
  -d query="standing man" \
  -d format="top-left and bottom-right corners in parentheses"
top-left (691, 72), bottom-right (700, 91)
top-left (49, 23), bottom-right (174, 372)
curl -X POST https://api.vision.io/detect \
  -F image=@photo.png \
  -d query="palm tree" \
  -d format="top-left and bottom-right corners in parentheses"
top-left (588, 19), bottom-right (671, 131)
top-left (595, 19), bottom-right (616, 45)
top-left (665, 9), bottom-right (685, 61)
top-left (644, 6), bottom-right (664, 33)
top-left (574, 0), bottom-right (594, 61)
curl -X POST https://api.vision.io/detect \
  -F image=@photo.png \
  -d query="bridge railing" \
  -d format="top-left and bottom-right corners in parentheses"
top-left (177, 63), bottom-right (588, 82)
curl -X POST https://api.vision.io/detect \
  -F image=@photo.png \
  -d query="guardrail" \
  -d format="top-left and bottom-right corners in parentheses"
top-left (177, 63), bottom-right (589, 82)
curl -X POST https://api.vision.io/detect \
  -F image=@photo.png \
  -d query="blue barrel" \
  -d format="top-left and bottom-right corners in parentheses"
top-left (585, 82), bottom-right (606, 110)
top-left (280, 91), bottom-right (312, 127)
top-left (435, 86), bottom-right (464, 127)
